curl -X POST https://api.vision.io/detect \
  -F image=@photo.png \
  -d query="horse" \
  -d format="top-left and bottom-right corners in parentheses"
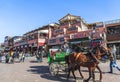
top-left (65, 45), bottom-right (110, 82)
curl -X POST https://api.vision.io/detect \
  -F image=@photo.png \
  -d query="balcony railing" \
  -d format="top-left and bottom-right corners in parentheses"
top-left (106, 34), bottom-right (120, 41)
top-left (54, 29), bottom-right (64, 36)
top-left (105, 19), bottom-right (120, 25)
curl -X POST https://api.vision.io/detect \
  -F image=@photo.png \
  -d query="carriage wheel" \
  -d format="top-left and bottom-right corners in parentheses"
top-left (49, 63), bottom-right (59, 76)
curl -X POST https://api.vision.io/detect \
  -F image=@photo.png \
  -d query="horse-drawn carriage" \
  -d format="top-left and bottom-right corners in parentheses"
top-left (47, 45), bottom-right (111, 82)
top-left (48, 51), bottom-right (69, 76)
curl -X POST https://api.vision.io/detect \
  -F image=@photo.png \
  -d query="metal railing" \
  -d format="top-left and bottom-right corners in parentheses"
top-left (105, 19), bottom-right (120, 25)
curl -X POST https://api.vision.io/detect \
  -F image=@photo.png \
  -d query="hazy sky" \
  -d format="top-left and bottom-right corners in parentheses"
top-left (0, 0), bottom-right (120, 43)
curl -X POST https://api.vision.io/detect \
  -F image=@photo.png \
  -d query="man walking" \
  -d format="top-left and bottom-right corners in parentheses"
top-left (108, 45), bottom-right (120, 73)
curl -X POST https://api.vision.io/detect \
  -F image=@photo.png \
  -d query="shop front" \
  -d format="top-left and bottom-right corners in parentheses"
top-left (38, 38), bottom-right (46, 50)
top-left (69, 28), bottom-right (106, 48)
top-left (106, 24), bottom-right (120, 59)
top-left (107, 34), bottom-right (120, 59)
top-left (27, 39), bottom-right (38, 55)
top-left (47, 36), bottom-right (70, 52)
top-left (107, 41), bottom-right (120, 59)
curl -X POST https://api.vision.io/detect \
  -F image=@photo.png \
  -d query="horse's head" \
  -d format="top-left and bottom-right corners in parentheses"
top-left (95, 46), bottom-right (108, 59)
top-left (96, 46), bottom-right (112, 60)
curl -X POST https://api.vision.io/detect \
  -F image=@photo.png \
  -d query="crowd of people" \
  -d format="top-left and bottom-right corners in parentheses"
top-left (0, 50), bottom-right (26, 64)
top-left (0, 46), bottom-right (48, 64)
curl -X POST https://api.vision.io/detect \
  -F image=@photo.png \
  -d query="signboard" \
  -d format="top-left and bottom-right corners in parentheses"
top-left (48, 37), bottom-right (65, 45)
top-left (95, 22), bottom-right (104, 27)
top-left (71, 31), bottom-right (90, 39)
top-left (38, 39), bottom-right (45, 43)
top-left (71, 28), bottom-right (105, 39)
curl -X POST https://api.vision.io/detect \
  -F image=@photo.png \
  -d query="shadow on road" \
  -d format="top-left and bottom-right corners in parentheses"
top-left (29, 60), bottom-right (39, 63)
top-left (27, 65), bottom-right (76, 82)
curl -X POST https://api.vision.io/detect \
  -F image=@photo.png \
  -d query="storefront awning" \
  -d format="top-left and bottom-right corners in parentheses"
top-left (107, 40), bottom-right (120, 44)
top-left (70, 40), bottom-right (89, 44)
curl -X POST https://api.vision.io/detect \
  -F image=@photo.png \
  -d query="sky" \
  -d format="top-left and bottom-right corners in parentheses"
top-left (0, 0), bottom-right (120, 43)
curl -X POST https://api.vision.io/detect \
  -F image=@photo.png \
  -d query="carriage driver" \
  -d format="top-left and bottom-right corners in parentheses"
top-left (90, 42), bottom-right (101, 64)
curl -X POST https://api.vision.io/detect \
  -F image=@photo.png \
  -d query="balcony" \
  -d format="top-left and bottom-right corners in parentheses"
top-left (54, 29), bottom-right (64, 36)
top-left (105, 19), bottom-right (120, 25)
top-left (107, 33), bottom-right (120, 41)
top-left (60, 24), bottom-right (69, 28)
top-left (66, 26), bottom-right (78, 34)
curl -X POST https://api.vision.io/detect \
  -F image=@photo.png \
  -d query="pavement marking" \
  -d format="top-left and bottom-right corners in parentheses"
top-left (15, 80), bottom-right (20, 82)
top-left (23, 75), bottom-right (28, 77)
top-left (34, 79), bottom-right (39, 82)
top-left (110, 76), bottom-right (114, 78)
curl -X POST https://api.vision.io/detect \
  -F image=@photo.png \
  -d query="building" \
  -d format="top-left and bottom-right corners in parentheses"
top-left (2, 14), bottom-right (120, 59)
top-left (48, 14), bottom-right (106, 50)
top-left (105, 19), bottom-right (120, 59)
top-left (4, 36), bottom-right (12, 51)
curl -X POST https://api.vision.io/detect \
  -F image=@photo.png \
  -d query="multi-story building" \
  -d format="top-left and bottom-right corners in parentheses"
top-left (48, 14), bottom-right (106, 50)
top-left (20, 24), bottom-right (55, 54)
top-left (4, 36), bottom-right (12, 51)
top-left (3, 14), bottom-right (120, 59)
top-left (0, 43), bottom-right (5, 52)
top-left (13, 36), bottom-right (23, 51)
top-left (105, 19), bottom-right (120, 59)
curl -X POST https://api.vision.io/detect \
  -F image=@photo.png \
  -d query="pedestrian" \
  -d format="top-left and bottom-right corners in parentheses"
top-left (107, 45), bottom-right (120, 73)
top-left (12, 51), bottom-right (16, 63)
top-left (19, 51), bottom-right (23, 62)
top-left (36, 48), bottom-right (42, 62)
top-left (10, 51), bottom-right (14, 63)
top-left (5, 51), bottom-right (10, 63)
top-left (41, 49), bottom-right (45, 62)
top-left (0, 52), bottom-right (2, 62)
top-left (20, 51), bottom-right (25, 62)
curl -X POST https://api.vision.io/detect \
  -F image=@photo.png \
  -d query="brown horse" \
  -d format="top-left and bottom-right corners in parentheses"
top-left (65, 46), bottom-right (109, 82)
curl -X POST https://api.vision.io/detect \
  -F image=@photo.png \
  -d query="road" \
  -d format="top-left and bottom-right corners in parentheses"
top-left (0, 56), bottom-right (120, 82)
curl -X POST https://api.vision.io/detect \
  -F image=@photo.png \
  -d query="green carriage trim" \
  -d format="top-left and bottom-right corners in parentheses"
top-left (48, 52), bottom-right (69, 63)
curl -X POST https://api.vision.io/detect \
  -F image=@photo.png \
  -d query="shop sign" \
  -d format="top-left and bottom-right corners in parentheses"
top-left (71, 31), bottom-right (90, 39)
top-left (95, 22), bottom-right (104, 28)
top-left (73, 32), bottom-right (84, 39)
top-left (38, 43), bottom-right (44, 46)
top-left (38, 39), bottom-right (45, 43)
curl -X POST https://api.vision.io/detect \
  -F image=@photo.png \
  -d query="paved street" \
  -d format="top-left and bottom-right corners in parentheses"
top-left (0, 57), bottom-right (120, 82)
